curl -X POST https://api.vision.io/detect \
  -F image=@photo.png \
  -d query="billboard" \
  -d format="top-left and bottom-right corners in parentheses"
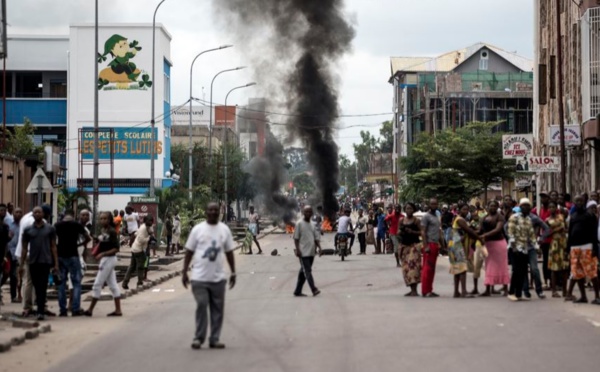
top-left (79, 127), bottom-right (162, 160)
top-left (215, 105), bottom-right (236, 128)
top-left (548, 125), bottom-right (582, 146)
top-left (502, 134), bottom-right (534, 159)
top-left (516, 156), bottom-right (561, 173)
top-left (171, 104), bottom-right (210, 126)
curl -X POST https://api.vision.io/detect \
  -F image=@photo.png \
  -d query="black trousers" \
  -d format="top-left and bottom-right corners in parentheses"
top-left (509, 252), bottom-right (528, 298)
top-left (7, 251), bottom-right (19, 300)
top-left (29, 263), bottom-right (51, 315)
top-left (294, 257), bottom-right (317, 295)
top-left (358, 233), bottom-right (366, 253)
top-left (540, 243), bottom-right (550, 285)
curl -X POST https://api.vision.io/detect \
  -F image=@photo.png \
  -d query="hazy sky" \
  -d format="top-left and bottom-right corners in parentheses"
top-left (9, 0), bottom-right (534, 159)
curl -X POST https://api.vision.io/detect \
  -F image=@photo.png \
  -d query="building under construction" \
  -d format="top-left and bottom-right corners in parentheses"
top-left (389, 43), bottom-right (534, 180)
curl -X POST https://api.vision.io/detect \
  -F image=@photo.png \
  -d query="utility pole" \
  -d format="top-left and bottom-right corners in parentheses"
top-left (92, 0), bottom-right (99, 233)
top-left (555, 0), bottom-right (567, 196)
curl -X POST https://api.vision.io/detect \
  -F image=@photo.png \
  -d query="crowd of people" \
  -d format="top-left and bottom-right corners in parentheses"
top-left (0, 203), bottom-right (185, 321)
top-left (341, 191), bottom-right (600, 304)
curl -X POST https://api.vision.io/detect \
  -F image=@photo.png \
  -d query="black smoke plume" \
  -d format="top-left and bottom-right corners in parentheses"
top-left (214, 0), bottom-right (355, 220)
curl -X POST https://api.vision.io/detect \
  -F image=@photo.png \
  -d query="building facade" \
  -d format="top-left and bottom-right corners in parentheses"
top-left (389, 43), bottom-right (534, 189)
top-left (66, 24), bottom-right (172, 210)
top-left (534, 0), bottom-right (600, 194)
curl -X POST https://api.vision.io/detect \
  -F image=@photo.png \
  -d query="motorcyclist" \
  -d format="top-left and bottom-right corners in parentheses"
top-left (335, 209), bottom-right (355, 254)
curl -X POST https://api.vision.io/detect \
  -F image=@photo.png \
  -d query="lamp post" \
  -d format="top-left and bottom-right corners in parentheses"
top-left (92, 0), bottom-right (99, 233)
top-left (150, 0), bottom-right (167, 197)
top-left (187, 46), bottom-right (232, 201)
top-left (223, 82), bottom-right (256, 222)
top-left (208, 66), bottom-right (245, 192)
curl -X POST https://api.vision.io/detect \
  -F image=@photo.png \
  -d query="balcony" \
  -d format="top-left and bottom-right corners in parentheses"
top-left (0, 98), bottom-right (67, 125)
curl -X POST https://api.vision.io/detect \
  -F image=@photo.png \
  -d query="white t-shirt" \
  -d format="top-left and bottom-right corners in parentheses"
top-left (186, 222), bottom-right (235, 282)
top-left (356, 216), bottom-right (368, 234)
top-left (125, 212), bottom-right (139, 234)
top-left (15, 212), bottom-right (36, 259)
top-left (337, 215), bottom-right (352, 234)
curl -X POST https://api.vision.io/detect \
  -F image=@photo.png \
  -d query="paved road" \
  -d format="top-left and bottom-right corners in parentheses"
top-left (42, 232), bottom-right (600, 372)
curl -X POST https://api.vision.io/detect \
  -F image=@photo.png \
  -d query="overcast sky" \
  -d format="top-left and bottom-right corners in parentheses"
top-left (9, 0), bottom-right (533, 159)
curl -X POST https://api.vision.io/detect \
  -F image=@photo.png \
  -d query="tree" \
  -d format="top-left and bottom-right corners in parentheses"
top-left (338, 154), bottom-right (358, 195)
top-left (379, 120), bottom-right (394, 153)
top-left (399, 122), bottom-right (514, 204)
top-left (353, 130), bottom-right (378, 179)
top-left (292, 173), bottom-right (316, 196)
top-left (4, 118), bottom-right (41, 158)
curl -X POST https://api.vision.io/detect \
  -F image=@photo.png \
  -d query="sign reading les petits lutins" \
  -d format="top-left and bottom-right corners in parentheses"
top-left (79, 127), bottom-right (162, 160)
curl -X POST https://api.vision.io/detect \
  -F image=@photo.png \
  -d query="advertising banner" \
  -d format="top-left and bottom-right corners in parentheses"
top-left (516, 156), bottom-right (561, 173)
top-left (215, 105), bottom-right (236, 128)
top-left (130, 196), bottom-right (159, 226)
top-left (502, 134), bottom-right (534, 159)
top-left (79, 127), bottom-right (161, 160)
top-left (548, 125), bottom-right (582, 146)
top-left (171, 104), bottom-right (210, 126)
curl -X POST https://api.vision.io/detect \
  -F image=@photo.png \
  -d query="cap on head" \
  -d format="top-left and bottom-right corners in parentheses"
top-left (587, 200), bottom-right (598, 209)
top-left (539, 191), bottom-right (549, 198)
top-left (519, 198), bottom-right (531, 207)
top-left (41, 204), bottom-right (52, 216)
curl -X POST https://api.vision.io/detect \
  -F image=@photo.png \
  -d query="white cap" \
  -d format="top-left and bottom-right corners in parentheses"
top-left (519, 198), bottom-right (532, 206)
top-left (587, 200), bottom-right (597, 209)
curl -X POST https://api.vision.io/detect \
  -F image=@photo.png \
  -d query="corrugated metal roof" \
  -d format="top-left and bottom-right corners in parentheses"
top-left (390, 42), bottom-right (533, 76)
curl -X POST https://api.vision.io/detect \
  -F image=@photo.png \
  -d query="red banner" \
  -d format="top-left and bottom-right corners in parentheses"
top-left (214, 106), bottom-right (236, 128)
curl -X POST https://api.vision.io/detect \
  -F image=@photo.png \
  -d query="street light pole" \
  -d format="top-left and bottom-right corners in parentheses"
top-left (150, 0), bottom-right (167, 197)
top-left (208, 66), bottom-right (245, 192)
top-left (223, 82), bottom-right (256, 222)
top-left (92, 0), bottom-right (99, 233)
top-left (187, 45), bottom-right (232, 201)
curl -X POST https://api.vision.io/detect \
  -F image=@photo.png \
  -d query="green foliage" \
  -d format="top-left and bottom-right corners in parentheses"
top-left (399, 122), bottom-right (515, 204)
top-left (4, 118), bottom-right (42, 158)
top-left (292, 173), bottom-right (316, 196)
top-left (58, 188), bottom-right (91, 213)
top-left (338, 154), bottom-right (358, 195)
top-left (379, 120), bottom-right (394, 153)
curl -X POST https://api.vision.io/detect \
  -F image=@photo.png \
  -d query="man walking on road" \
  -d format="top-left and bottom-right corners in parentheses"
top-left (421, 198), bottom-right (444, 298)
top-left (122, 215), bottom-right (153, 290)
top-left (293, 205), bottom-right (322, 297)
top-left (182, 202), bottom-right (236, 350)
top-left (7, 208), bottom-right (23, 303)
top-left (19, 206), bottom-right (59, 321)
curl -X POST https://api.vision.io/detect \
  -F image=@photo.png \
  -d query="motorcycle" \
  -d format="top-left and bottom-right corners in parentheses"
top-left (337, 234), bottom-right (348, 261)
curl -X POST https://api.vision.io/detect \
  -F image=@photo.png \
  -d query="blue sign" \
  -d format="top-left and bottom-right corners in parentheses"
top-left (80, 127), bottom-right (161, 160)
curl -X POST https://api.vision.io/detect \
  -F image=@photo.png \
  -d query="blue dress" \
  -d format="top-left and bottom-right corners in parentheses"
top-left (377, 214), bottom-right (387, 240)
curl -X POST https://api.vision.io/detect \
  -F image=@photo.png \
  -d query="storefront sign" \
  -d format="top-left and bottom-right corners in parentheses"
top-left (516, 156), bottom-right (560, 173)
top-left (214, 105), bottom-right (236, 127)
top-left (130, 196), bottom-right (159, 226)
top-left (548, 125), bottom-right (582, 146)
top-left (79, 127), bottom-right (162, 160)
top-left (502, 134), bottom-right (534, 159)
top-left (171, 104), bottom-right (210, 126)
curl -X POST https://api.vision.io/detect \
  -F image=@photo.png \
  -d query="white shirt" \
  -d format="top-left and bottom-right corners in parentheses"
top-left (131, 224), bottom-right (152, 253)
top-left (125, 212), bottom-right (139, 234)
top-left (15, 212), bottom-right (36, 259)
top-left (173, 218), bottom-right (181, 235)
top-left (186, 222), bottom-right (234, 282)
top-left (356, 216), bottom-right (368, 234)
top-left (337, 215), bottom-right (352, 234)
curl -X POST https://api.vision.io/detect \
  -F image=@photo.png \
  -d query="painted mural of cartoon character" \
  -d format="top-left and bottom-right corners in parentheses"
top-left (97, 34), bottom-right (152, 90)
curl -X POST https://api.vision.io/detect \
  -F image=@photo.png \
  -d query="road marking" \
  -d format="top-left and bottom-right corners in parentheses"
top-left (152, 289), bottom-right (161, 292)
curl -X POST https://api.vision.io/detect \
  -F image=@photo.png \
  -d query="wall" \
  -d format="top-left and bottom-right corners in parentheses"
top-left (454, 47), bottom-right (523, 74)
top-left (0, 155), bottom-right (34, 211)
top-left (67, 24), bottom-right (172, 207)
top-left (6, 36), bottom-right (69, 71)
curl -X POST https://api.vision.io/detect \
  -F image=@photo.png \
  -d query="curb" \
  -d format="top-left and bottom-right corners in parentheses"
top-left (0, 316), bottom-right (52, 354)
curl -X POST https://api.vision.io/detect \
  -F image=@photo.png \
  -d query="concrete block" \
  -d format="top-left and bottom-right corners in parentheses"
top-left (39, 324), bottom-right (52, 334)
top-left (24, 328), bottom-right (40, 340)
top-left (0, 341), bottom-right (12, 353)
top-left (12, 319), bottom-right (39, 329)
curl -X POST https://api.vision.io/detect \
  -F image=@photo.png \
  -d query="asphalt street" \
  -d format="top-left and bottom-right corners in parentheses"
top-left (42, 232), bottom-right (600, 372)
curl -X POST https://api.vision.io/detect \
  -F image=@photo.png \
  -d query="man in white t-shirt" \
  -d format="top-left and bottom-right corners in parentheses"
top-left (182, 202), bottom-right (236, 351)
top-left (335, 209), bottom-right (355, 254)
top-left (124, 206), bottom-right (140, 246)
top-left (293, 205), bottom-right (322, 297)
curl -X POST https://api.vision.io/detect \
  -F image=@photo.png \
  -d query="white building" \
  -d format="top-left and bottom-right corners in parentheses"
top-left (66, 23), bottom-right (173, 210)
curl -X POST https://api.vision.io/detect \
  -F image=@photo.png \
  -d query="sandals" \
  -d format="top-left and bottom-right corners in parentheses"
top-left (591, 298), bottom-right (600, 305)
top-left (552, 292), bottom-right (561, 298)
top-left (107, 312), bottom-right (123, 317)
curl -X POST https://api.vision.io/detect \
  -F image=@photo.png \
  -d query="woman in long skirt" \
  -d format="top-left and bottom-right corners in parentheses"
top-left (480, 201), bottom-right (509, 296)
top-left (449, 204), bottom-right (481, 298)
top-left (546, 201), bottom-right (569, 298)
top-left (398, 203), bottom-right (422, 296)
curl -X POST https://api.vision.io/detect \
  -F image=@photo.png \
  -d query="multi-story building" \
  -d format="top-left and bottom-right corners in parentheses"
top-left (0, 35), bottom-right (68, 144)
top-left (534, 0), bottom-right (600, 194)
top-left (389, 43), bottom-right (534, 183)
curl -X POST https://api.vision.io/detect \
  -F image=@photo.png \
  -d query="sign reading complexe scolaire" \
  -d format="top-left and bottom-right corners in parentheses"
top-left (79, 127), bottom-right (162, 160)
top-left (502, 134), bottom-right (534, 159)
top-left (548, 125), bottom-right (582, 146)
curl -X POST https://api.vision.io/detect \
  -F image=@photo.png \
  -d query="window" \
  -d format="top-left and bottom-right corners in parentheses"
top-left (164, 73), bottom-right (170, 103)
top-left (479, 50), bottom-right (489, 71)
top-left (15, 72), bottom-right (43, 98)
top-left (50, 80), bottom-right (67, 98)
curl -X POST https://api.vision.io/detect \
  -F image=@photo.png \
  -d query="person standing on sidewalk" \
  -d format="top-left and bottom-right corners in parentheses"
top-left (293, 205), bottom-right (322, 297)
top-left (507, 198), bottom-right (539, 302)
top-left (522, 207), bottom-right (551, 300)
top-left (122, 215), bottom-right (153, 290)
top-left (7, 208), bottom-right (23, 303)
top-left (532, 192), bottom-right (552, 290)
top-left (182, 202), bottom-right (236, 350)
top-left (385, 205), bottom-right (403, 267)
top-left (54, 211), bottom-right (90, 316)
top-left (172, 212), bottom-right (181, 255)
top-left (247, 206), bottom-right (263, 255)
top-left (356, 209), bottom-right (368, 255)
top-left (421, 198), bottom-right (445, 298)
top-left (19, 207), bottom-right (59, 321)
top-left (124, 206), bottom-right (139, 247)
top-left (164, 213), bottom-right (174, 256)
top-left (0, 204), bottom-right (10, 306)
